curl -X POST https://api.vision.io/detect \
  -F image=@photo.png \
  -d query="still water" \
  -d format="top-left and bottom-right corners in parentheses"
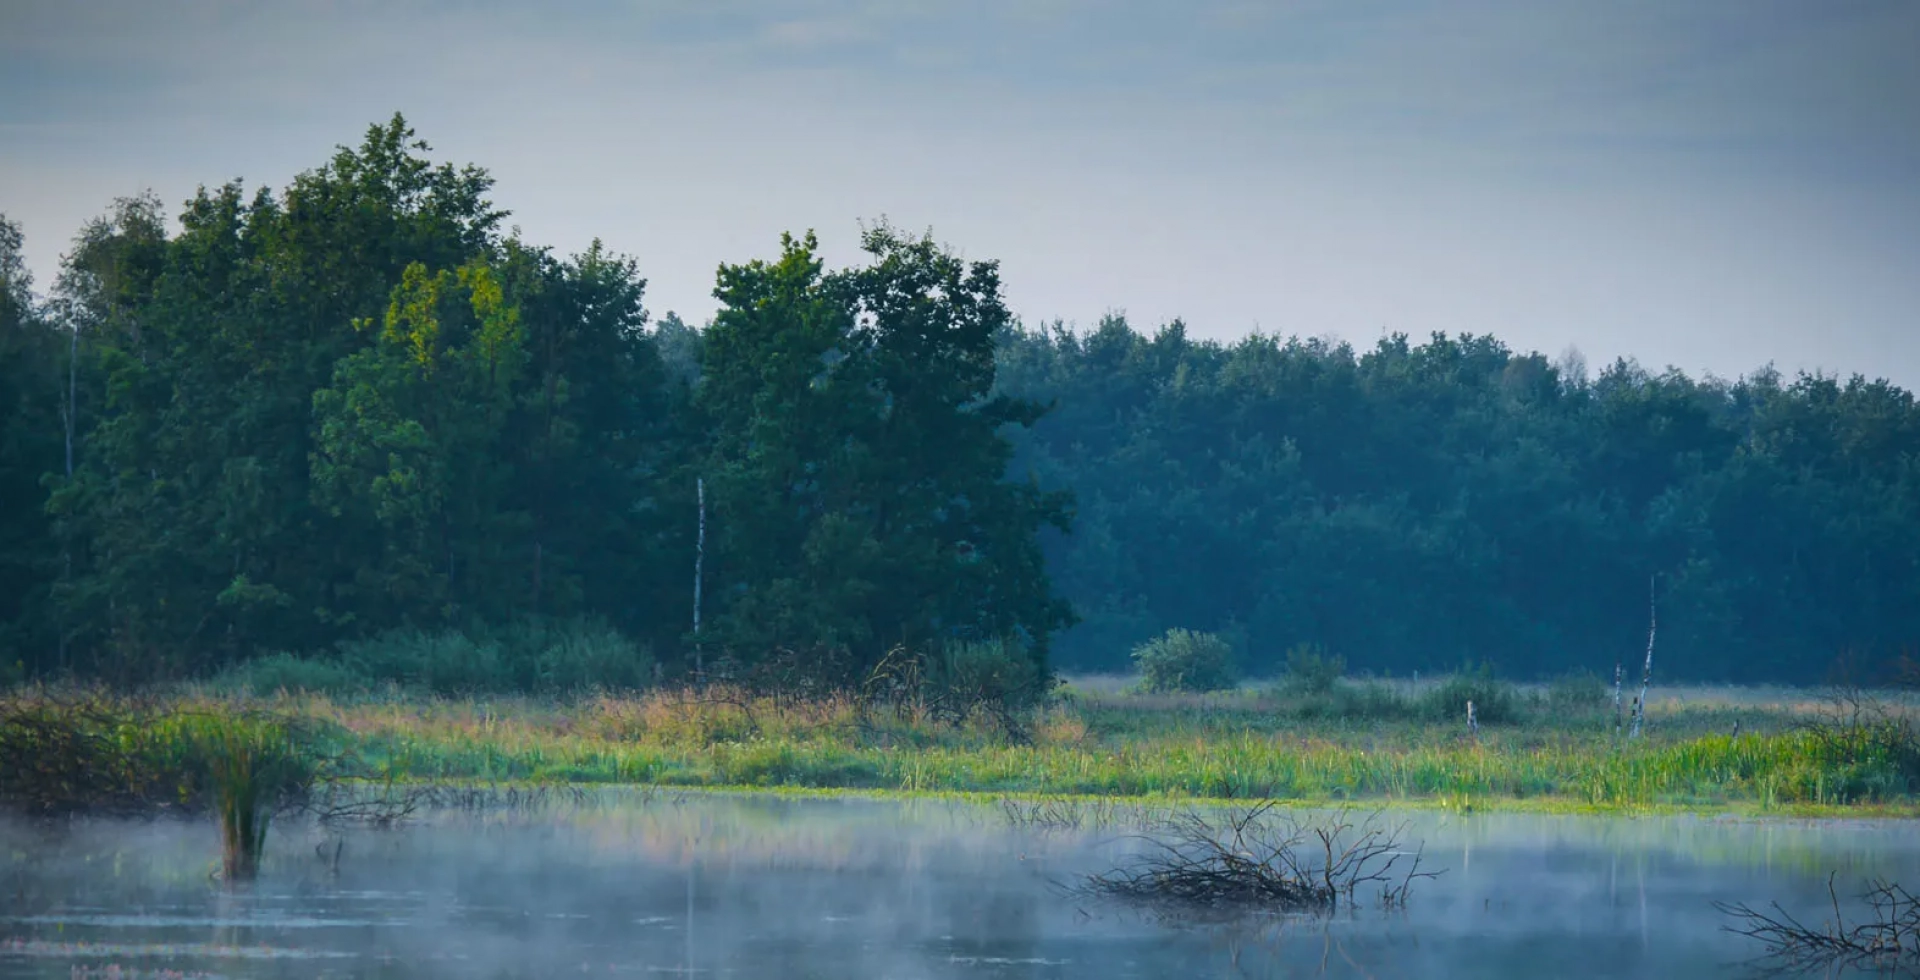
top-left (3, 792), bottom-right (1916, 978)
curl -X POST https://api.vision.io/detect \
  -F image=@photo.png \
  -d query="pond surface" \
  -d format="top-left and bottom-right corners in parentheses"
top-left (3, 792), bottom-right (1917, 978)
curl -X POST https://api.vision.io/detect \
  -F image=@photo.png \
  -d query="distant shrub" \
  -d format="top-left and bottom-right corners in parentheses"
top-left (217, 652), bottom-right (370, 698)
top-left (1419, 665), bottom-right (1519, 726)
top-left (337, 628), bottom-right (502, 695)
top-left (1546, 669), bottom-right (1609, 713)
top-left (487, 617), bottom-right (653, 694)
top-left (1287, 681), bottom-right (1411, 722)
top-left (215, 617), bottom-right (655, 698)
top-left (1278, 644), bottom-right (1345, 697)
top-left (925, 638), bottom-right (1048, 717)
top-left (1132, 629), bottom-right (1238, 694)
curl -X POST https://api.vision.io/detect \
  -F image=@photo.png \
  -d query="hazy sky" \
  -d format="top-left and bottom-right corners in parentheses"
top-left (4, 1), bottom-right (1917, 385)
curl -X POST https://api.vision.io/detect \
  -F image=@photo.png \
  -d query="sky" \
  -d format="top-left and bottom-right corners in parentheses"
top-left (3, 0), bottom-right (1917, 386)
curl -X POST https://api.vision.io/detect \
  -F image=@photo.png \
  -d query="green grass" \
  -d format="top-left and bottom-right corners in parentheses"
top-left (5, 681), bottom-right (1917, 818)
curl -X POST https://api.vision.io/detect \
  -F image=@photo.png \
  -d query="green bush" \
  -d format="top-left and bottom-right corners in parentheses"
top-left (217, 652), bottom-right (371, 698)
top-left (487, 617), bottom-right (654, 693)
top-left (1132, 629), bottom-right (1238, 694)
top-left (336, 628), bottom-right (502, 694)
top-left (1287, 680), bottom-right (1411, 722)
top-left (1419, 665), bottom-right (1519, 725)
top-left (1278, 644), bottom-right (1345, 697)
top-left (1546, 669), bottom-right (1609, 714)
top-left (213, 617), bottom-right (654, 698)
top-left (925, 638), bottom-right (1048, 716)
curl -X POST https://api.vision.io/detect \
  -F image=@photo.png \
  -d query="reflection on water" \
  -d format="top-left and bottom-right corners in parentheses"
top-left (3, 793), bottom-right (1917, 978)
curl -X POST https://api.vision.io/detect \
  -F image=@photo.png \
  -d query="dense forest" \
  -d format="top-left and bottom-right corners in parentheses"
top-left (1, 116), bottom-right (1915, 688)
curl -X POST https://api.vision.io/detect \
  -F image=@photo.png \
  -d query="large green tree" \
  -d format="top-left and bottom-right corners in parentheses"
top-left (697, 226), bottom-right (1072, 680)
top-left (0, 215), bottom-right (65, 672)
top-left (36, 115), bottom-right (679, 680)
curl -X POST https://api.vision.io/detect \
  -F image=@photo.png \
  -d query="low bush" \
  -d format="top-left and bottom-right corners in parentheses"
top-left (1419, 665), bottom-right (1520, 725)
top-left (216, 616), bottom-right (654, 698)
top-left (1546, 669), bottom-right (1610, 714)
top-left (1277, 644), bottom-right (1345, 697)
top-left (0, 690), bottom-right (316, 819)
top-left (219, 651), bottom-right (371, 698)
top-left (1132, 629), bottom-right (1238, 694)
top-left (1288, 680), bottom-right (1411, 722)
top-left (923, 638), bottom-right (1049, 719)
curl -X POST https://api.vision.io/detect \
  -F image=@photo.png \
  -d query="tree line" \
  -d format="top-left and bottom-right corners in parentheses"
top-left (1, 115), bottom-right (1914, 688)
top-left (995, 317), bottom-right (1920, 683)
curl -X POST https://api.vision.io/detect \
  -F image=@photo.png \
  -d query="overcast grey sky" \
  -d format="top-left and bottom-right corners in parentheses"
top-left (3, 1), bottom-right (1916, 385)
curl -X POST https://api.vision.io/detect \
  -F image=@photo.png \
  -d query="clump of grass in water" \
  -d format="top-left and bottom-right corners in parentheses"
top-left (200, 717), bottom-right (310, 881)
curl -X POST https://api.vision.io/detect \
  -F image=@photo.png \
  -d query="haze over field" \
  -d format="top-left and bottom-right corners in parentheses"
top-left (4, 0), bottom-right (1917, 386)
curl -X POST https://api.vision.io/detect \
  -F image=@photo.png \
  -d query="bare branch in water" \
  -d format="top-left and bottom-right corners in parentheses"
top-left (1716, 873), bottom-right (1920, 976)
top-left (1068, 803), bottom-right (1441, 915)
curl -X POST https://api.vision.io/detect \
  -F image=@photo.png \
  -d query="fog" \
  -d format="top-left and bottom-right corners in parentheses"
top-left (4, 794), bottom-right (1917, 978)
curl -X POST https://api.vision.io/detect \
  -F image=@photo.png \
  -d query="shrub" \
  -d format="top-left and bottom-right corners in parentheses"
top-left (1546, 669), bottom-right (1609, 714)
top-left (216, 652), bottom-right (371, 698)
top-left (1289, 681), bottom-right (1412, 722)
top-left (487, 617), bottom-right (654, 693)
top-left (334, 617), bottom-right (653, 696)
top-left (1278, 644), bottom-right (1345, 697)
top-left (926, 638), bottom-right (1047, 715)
top-left (1419, 665), bottom-right (1519, 726)
top-left (1132, 629), bottom-right (1238, 694)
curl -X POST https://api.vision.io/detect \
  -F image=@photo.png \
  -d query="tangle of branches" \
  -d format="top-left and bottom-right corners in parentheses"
top-left (1717, 873), bottom-right (1920, 977)
top-left (1070, 803), bottom-right (1440, 915)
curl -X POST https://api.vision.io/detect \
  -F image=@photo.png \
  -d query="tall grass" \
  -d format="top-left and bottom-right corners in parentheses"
top-left (6, 683), bottom-right (1916, 819)
top-left (0, 690), bottom-right (318, 879)
top-left (202, 717), bottom-right (310, 880)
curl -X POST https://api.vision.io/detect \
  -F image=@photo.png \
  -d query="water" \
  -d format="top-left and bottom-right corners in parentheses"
top-left (3, 792), bottom-right (1916, 978)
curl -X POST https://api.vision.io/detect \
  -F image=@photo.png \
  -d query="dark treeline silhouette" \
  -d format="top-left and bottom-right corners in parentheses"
top-left (996, 317), bottom-right (1920, 683)
top-left (1, 115), bottom-right (1914, 688)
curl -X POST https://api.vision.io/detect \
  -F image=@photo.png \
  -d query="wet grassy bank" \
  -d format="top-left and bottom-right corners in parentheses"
top-left (4, 682), bottom-right (1917, 818)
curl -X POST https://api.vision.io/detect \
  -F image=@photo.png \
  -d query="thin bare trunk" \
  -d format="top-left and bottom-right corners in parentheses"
top-left (693, 476), bottom-right (705, 676)
top-left (1630, 575), bottom-right (1656, 739)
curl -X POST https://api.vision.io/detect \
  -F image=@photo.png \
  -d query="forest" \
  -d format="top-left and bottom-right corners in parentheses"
top-left (2, 114), bottom-right (1916, 690)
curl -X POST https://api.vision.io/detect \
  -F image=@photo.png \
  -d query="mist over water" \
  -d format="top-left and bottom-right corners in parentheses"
top-left (3, 794), bottom-right (1917, 978)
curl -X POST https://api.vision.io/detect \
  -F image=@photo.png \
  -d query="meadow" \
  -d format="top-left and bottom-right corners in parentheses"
top-left (5, 672), bottom-right (1916, 820)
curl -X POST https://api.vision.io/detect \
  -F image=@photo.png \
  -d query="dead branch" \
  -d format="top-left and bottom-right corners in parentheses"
top-left (1069, 803), bottom-right (1440, 915)
top-left (1716, 873), bottom-right (1920, 976)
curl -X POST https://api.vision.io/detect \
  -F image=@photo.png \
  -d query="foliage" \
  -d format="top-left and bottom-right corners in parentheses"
top-left (204, 717), bottom-right (309, 880)
top-left (214, 616), bottom-right (655, 696)
top-left (695, 224), bottom-right (1070, 684)
top-left (1546, 670), bottom-right (1610, 714)
top-left (218, 651), bottom-right (372, 698)
top-left (1418, 665), bottom-right (1520, 725)
top-left (1132, 629), bottom-right (1238, 694)
top-left (15, 117), bottom-right (681, 682)
top-left (3, 112), bottom-right (1920, 691)
top-left (0, 690), bottom-right (315, 819)
top-left (7, 687), bottom-right (1909, 812)
top-left (994, 319), bottom-right (1920, 683)
top-left (1284, 681), bottom-right (1412, 723)
top-left (1278, 644), bottom-right (1345, 697)
top-left (859, 638), bottom-right (1052, 738)
top-left (923, 638), bottom-right (1050, 718)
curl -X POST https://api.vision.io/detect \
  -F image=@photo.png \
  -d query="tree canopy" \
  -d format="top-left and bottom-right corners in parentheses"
top-left (0, 115), bottom-right (1914, 689)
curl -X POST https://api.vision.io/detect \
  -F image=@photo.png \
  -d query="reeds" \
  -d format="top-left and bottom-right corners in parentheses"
top-left (7, 684), bottom-right (1916, 819)
top-left (204, 719), bottom-right (304, 880)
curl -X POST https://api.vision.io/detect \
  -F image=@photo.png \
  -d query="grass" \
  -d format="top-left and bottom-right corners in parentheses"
top-left (4, 678), bottom-right (1918, 819)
